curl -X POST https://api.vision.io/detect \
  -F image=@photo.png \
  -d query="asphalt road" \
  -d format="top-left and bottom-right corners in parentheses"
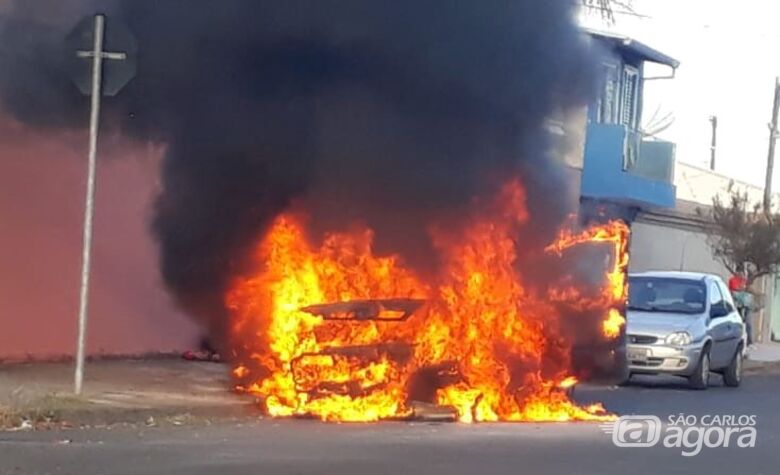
top-left (1, 373), bottom-right (778, 475)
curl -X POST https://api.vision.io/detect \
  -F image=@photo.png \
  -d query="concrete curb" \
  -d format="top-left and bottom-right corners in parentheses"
top-left (744, 360), bottom-right (780, 375)
top-left (1, 399), bottom-right (259, 430)
top-left (60, 403), bottom-right (258, 427)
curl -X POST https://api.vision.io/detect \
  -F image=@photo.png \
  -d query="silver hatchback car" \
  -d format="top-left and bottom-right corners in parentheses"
top-left (625, 271), bottom-right (747, 389)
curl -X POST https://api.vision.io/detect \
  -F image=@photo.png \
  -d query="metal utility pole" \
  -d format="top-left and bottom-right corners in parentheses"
top-left (74, 14), bottom-right (107, 396)
top-left (709, 115), bottom-right (718, 171)
top-left (68, 14), bottom-right (136, 395)
top-left (765, 77), bottom-right (780, 213)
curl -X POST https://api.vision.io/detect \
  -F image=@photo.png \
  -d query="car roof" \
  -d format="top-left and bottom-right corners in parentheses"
top-left (628, 271), bottom-right (716, 282)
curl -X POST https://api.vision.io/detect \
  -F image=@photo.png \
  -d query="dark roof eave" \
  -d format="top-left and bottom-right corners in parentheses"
top-left (625, 41), bottom-right (680, 69)
top-left (585, 29), bottom-right (680, 69)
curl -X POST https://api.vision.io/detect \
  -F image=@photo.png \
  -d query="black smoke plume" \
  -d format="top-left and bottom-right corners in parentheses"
top-left (0, 1), bottom-right (597, 344)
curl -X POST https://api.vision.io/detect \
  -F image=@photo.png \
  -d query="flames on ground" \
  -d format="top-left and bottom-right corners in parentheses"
top-left (227, 179), bottom-right (629, 423)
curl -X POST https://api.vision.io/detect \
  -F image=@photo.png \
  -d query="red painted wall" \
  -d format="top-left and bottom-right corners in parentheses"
top-left (0, 116), bottom-right (199, 358)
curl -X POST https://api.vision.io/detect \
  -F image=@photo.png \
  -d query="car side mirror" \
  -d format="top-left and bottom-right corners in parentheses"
top-left (710, 303), bottom-right (729, 319)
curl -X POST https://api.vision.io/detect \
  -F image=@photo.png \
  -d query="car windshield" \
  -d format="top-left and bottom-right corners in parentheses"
top-left (628, 277), bottom-right (706, 315)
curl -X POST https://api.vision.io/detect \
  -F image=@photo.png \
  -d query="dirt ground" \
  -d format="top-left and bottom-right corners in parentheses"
top-left (0, 358), bottom-right (256, 429)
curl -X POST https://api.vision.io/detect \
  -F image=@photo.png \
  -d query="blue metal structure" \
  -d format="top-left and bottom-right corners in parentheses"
top-left (582, 30), bottom-right (680, 211)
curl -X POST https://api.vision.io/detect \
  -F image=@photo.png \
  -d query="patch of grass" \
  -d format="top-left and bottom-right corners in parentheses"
top-left (0, 393), bottom-right (91, 429)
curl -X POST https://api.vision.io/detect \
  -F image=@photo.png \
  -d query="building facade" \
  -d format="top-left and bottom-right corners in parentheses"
top-left (578, 31), bottom-right (778, 342)
top-left (581, 30), bottom-right (679, 216)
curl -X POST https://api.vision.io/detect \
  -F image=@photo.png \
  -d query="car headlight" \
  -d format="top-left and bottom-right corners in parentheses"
top-left (665, 331), bottom-right (693, 346)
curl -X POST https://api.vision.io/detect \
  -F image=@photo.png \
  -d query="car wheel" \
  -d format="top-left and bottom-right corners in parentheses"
top-left (722, 345), bottom-right (744, 388)
top-left (689, 348), bottom-right (710, 390)
top-left (617, 372), bottom-right (632, 387)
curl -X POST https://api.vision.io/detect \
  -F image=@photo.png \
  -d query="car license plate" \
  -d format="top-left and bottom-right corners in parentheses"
top-left (627, 348), bottom-right (649, 362)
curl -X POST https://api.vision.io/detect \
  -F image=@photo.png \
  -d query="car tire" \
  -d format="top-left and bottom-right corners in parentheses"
top-left (689, 348), bottom-right (710, 390)
top-left (722, 345), bottom-right (744, 388)
top-left (617, 372), bottom-right (632, 387)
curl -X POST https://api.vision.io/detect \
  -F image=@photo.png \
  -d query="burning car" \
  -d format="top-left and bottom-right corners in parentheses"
top-left (227, 181), bottom-right (630, 423)
top-left (0, 0), bottom-right (637, 425)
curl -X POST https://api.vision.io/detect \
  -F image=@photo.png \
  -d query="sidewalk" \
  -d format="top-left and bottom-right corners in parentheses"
top-left (0, 359), bottom-right (255, 429)
top-left (747, 342), bottom-right (780, 362)
top-left (744, 342), bottom-right (780, 375)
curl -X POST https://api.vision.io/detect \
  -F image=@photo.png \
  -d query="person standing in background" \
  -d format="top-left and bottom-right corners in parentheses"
top-left (729, 266), bottom-right (753, 346)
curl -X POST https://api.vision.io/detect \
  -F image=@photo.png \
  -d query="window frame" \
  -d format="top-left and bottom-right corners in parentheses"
top-left (708, 281), bottom-right (725, 307)
top-left (597, 62), bottom-right (621, 125)
top-left (620, 65), bottom-right (640, 130)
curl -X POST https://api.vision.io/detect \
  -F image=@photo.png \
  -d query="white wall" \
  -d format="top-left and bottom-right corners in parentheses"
top-left (675, 162), bottom-right (775, 208)
top-left (629, 221), bottom-right (729, 278)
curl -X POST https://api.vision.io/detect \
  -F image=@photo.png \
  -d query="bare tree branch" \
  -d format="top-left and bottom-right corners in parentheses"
top-left (642, 106), bottom-right (675, 138)
top-left (698, 184), bottom-right (780, 286)
top-left (581, 0), bottom-right (635, 22)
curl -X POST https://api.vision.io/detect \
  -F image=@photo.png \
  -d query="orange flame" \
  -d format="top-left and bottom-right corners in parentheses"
top-left (227, 180), bottom-right (628, 422)
top-left (546, 220), bottom-right (630, 339)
